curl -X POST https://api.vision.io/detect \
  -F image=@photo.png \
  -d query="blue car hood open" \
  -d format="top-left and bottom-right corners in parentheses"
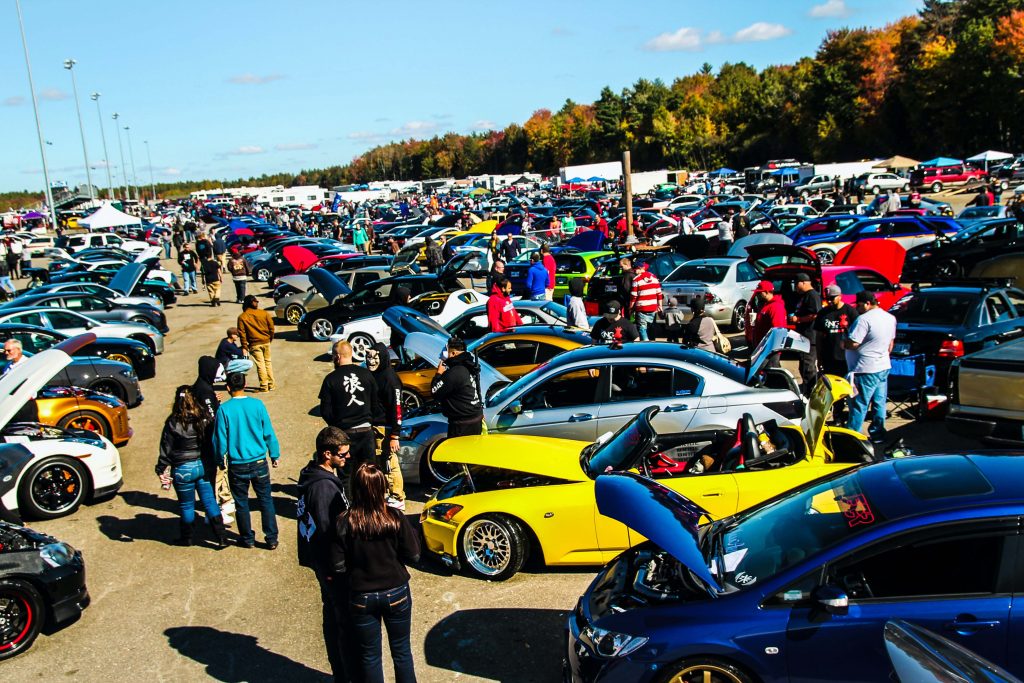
top-left (308, 267), bottom-right (353, 304)
top-left (563, 230), bottom-right (604, 251)
top-left (595, 472), bottom-right (721, 596)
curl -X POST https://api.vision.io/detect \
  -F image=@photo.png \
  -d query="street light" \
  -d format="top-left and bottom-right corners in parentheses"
top-left (124, 125), bottom-right (139, 204)
top-left (63, 58), bottom-right (94, 201)
top-left (112, 112), bottom-right (131, 201)
top-left (90, 92), bottom-right (114, 200)
top-left (143, 139), bottom-right (156, 204)
top-left (14, 0), bottom-right (58, 230)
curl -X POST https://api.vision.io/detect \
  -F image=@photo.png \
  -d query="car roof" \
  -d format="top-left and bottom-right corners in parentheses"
top-left (538, 341), bottom-right (744, 382)
top-left (472, 327), bottom-right (591, 347)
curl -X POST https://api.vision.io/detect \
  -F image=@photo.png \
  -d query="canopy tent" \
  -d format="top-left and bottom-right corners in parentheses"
top-left (966, 150), bottom-right (1013, 171)
top-left (872, 155), bottom-right (920, 170)
top-left (566, 176), bottom-right (584, 183)
top-left (468, 187), bottom-right (490, 196)
top-left (919, 157), bottom-right (962, 168)
top-left (710, 167), bottom-right (738, 176)
top-left (21, 211), bottom-right (44, 220)
top-left (78, 201), bottom-right (142, 229)
top-left (586, 176), bottom-right (606, 182)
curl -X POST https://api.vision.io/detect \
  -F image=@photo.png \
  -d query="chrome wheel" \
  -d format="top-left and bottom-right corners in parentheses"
top-left (462, 519), bottom-right (513, 577)
top-left (310, 318), bottom-right (334, 341)
top-left (731, 301), bottom-right (746, 332)
top-left (348, 333), bottom-right (374, 361)
top-left (815, 249), bottom-right (834, 265)
top-left (255, 268), bottom-right (271, 282)
top-left (285, 304), bottom-right (305, 325)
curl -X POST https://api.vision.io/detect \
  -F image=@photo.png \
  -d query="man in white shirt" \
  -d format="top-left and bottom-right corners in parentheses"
top-left (842, 290), bottom-right (897, 443)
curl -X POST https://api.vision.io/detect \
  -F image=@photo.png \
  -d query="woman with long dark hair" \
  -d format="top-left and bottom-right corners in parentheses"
top-left (331, 463), bottom-right (420, 683)
top-left (156, 385), bottom-right (227, 547)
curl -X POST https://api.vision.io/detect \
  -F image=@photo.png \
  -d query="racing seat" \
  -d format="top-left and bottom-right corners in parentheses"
top-left (718, 414), bottom-right (759, 472)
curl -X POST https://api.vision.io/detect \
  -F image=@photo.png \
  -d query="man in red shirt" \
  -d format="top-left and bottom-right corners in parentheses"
top-left (487, 276), bottom-right (522, 333)
top-left (630, 263), bottom-right (663, 341)
top-left (751, 281), bottom-right (787, 359)
top-left (540, 244), bottom-right (557, 301)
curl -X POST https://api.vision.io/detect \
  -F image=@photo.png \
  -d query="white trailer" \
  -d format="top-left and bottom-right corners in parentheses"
top-left (813, 160), bottom-right (880, 181)
top-left (559, 161), bottom-right (623, 184)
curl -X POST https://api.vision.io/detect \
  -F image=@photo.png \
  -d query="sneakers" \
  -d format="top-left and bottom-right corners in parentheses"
top-left (386, 496), bottom-right (406, 511)
top-left (222, 513), bottom-right (234, 526)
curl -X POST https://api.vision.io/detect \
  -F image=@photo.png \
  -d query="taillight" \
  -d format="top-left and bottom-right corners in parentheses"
top-left (937, 339), bottom-right (963, 358)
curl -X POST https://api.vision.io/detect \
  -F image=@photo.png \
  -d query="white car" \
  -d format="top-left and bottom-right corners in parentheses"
top-left (662, 257), bottom-right (762, 330)
top-left (853, 172), bottom-right (910, 195)
top-left (64, 232), bottom-right (149, 254)
top-left (0, 334), bottom-right (123, 520)
top-left (328, 288), bottom-right (488, 360)
top-left (0, 308), bottom-right (165, 354)
top-left (768, 204), bottom-right (818, 218)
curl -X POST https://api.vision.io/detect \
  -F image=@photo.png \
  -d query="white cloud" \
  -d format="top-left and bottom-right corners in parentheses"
top-left (274, 142), bottom-right (317, 151)
top-left (809, 0), bottom-right (850, 18)
top-left (645, 27), bottom-right (704, 52)
top-left (390, 120), bottom-right (437, 137)
top-left (227, 73), bottom-right (284, 85)
top-left (164, 167), bottom-right (181, 176)
top-left (733, 22), bottom-right (792, 42)
top-left (38, 88), bottom-right (69, 101)
top-left (471, 120), bottom-right (496, 131)
top-left (2, 96), bottom-right (24, 106)
top-left (227, 145), bottom-right (265, 155)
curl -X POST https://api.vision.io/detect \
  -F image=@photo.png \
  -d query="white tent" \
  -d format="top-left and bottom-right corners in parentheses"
top-left (78, 201), bottom-right (142, 229)
top-left (967, 150), bottom-right (1013, 163)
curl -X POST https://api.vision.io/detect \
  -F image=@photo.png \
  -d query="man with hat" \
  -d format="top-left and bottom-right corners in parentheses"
top-left (591, 300), bottom-right (639, 346)
top-left (842, 290), bottom-right (897, 443)
top-left (789, 273), bottom-right (821, 393)
top-left (814, 284), bottom-right (858, 378)
top-left (750, 280), bottom-right (787, 353)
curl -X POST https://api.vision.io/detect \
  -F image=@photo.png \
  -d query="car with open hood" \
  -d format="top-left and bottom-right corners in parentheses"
top-left (566, 452), bottom-right (1024, 683)
top-left (398, 328), bottom-right (810, 485)
top-left (904, 217), bottom-right (1024, 281)
top-left (27, 281), bottom-right (163, 310)
top-left (4, 292), bottom-right (168, 334)
top-left (273, 265), bottom-right (392, 324)
top-left (420, 375), bottom-right (872, 580)
top-left (0, 323), bottom-right (155, 379)
top-left (33, 263), bottom-right (177, 307)
top-left (0, 334), bottom-right (123, 522)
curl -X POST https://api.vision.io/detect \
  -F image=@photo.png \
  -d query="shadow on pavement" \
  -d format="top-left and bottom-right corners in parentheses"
top-left (275, 330), bottom-right (305, 342)
top-left (97, 512), bottom-right (177, 543)
top-left (424, 608), bottom-right (568, 682)
top-left (120, 489), bottom-right (180, 514)
top-left (165, 626), bottom-right (330, 682)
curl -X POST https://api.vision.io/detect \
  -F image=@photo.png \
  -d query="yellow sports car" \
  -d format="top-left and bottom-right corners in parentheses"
top-left (421, 375), bottom-right (873, 580)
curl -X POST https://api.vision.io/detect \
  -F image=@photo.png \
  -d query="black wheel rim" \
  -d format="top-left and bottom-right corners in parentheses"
top-left (30, 463), bottom-right (84, 513)
top-left (401, 390), bottom-right (421, 412)
top-left (0, 592), bottom-right (31, 652)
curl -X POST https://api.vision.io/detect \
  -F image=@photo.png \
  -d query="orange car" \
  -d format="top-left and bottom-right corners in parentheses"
top-left (397, 327), bottom-right (592, 409)
top-left (30, 386), bottom-right (132, 446)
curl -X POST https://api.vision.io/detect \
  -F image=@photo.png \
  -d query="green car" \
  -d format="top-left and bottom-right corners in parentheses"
top-left (552, 250), bottom-right (616, 303)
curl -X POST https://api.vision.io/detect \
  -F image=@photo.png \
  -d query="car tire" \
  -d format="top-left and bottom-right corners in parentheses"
top-left (871, 185), bottom-right (881, 195)
top-left (0, 579), bottom-right (44, 660)
top-left (348, 333), bottom-right (375, 361)
top-left (659, 657), bottom-right (754, 683)
top-left (255, 268), bottom-right (271, 282)
top-left (401, 389), bottom-right (422, 412)
top-left (128, 334), bottom-right (157, 354)
top-left (730, 300), bottom-right (747, 332)
top-left (57, 410), bottom-right (112, 440)
top-left (18, 456), bottom-right (89, 520)
top-left (459, 514), bottom-right (529, 581)
top-left (935, 259), bottom-right (961, 279)
top-left (814, 249), bottom-right (835, 265)
top-left (309, 318), bottom-right (335, 342)
top-left (901, 183), bottom-right (910, 192)
top-left (130, 316), bottom-right (150, 326)
top-left (284, 304), bottom-right (305, 325)
top-left (90, 379), bottom-right (125, 402)
top-left (931, 181), bottom-right (943, 193)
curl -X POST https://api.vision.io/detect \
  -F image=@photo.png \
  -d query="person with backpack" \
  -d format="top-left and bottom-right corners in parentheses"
top-left (424, 237), bottom-right (444, 273)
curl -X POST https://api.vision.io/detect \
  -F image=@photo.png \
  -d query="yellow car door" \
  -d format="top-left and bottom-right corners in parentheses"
top-left (520, 481), bottom-right (606, 566)
top-left (476, 340), bottom-right (541, 382)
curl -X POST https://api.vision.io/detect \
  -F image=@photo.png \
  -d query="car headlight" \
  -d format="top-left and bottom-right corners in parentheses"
top-left (119, 367), bottom-right (136, 378)
top-left (580, 625), bottom-right (649, 658)
top-left (426, 503), bottom-right (463, 522)
top-left (40, 542), bottom-right (75, 568)
top-left (399, 424), bottom-right (431, 442)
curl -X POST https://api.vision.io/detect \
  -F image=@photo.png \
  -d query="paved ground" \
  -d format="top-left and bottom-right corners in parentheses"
top-left (5, 246), bottom-right (980, 682)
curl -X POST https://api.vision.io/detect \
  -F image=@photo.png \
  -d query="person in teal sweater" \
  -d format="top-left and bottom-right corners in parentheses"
top-left (214, 372), bottom-right (281, 549)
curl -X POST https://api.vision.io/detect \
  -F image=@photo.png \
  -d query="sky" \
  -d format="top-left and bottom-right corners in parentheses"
top-left (1, 0), bottom-right (923, 194)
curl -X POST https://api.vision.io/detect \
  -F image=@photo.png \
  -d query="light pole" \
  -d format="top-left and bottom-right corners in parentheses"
top-left (124, 125), bottom-right (139, 204)
top-left (90, 92), bottom-right (114, 200)
top-left (64, 59), bottom-right (94, 201)
top-left (143, 139), bottom-right (156, 204)
top-left (112, 112), bottom-right (131, 201)
top-left (14, 0), bottom-right (58, 230)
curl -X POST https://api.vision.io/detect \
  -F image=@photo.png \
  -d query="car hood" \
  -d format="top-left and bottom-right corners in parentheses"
top-left (595, 471), bottom-right (721, 597)
top-left (727, 233), bottom-right (793, 258)
top-left (0, 333), bottom-right (96, 429)
top-left (563, 230), bottom-right (604, 251)
top-left (282, 245), bottom-right (321, 272)
top-left (747, 328), bottom-right (810, 385)
top-left (308, 268), bottom-right (353, 304)
top-left (403, 331), bottom-right (508, 395)
top-left (382, 305), bottom-right (449, 338)
top-left (431, 434), bottom-right (590, 482)
top-left (834, 239), bottom-right (906, 284)
top-left (108, 262), bottom-right (146, 295)
top-left (802, 374), bottom-right (854, 455)
top-left (133, 246), bottom-right (162, 263)
top-left (278, 274), bottom-right (312, 292)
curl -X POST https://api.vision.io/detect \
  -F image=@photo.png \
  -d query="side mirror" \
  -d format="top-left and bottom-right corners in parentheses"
top-left (505, 399), bottom-right (523, 415)
top-left (811, 585), bottom-right (849, 616)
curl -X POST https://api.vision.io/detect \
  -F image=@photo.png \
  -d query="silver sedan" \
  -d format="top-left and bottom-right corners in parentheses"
top-left (661, 258), bottom-right (761, 331)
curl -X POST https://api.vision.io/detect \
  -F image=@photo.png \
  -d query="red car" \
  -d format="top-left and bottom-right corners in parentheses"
top-left (743, 241), bottom-right (911, 345)
top-left (909, 164), bottom-right (987, 193)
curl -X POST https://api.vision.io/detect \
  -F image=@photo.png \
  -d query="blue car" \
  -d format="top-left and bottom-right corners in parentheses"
top-left (792, 215), bottom-right (962, 265)
top-left (566, 453), bottom-right (1024, 682)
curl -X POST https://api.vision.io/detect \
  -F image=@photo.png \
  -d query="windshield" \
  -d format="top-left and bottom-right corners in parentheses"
top-left (666, 264), bottom-right (729, 284)
top-left (889, 292), bottom-right (974, 326)
top-left (959, 207), bottom-right (1000, 219)
top-left (711, 470), bottom-right (881, 591)
top-left (583, 414), bottom-right (654, 475)
top-left (540, 301), bottom-right (569, 321)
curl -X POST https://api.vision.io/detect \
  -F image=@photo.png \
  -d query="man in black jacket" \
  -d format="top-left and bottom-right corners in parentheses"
top-left (430, 337), bottom-right (484, 438)
top-left (296, 426), bottom-right (357, 682)
top-left (367, 342), bottom-right (405, 508)
top-left (319, 340), bottom-right (381, 485)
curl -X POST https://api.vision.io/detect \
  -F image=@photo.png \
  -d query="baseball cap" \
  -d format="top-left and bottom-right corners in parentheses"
top-left (825, 284), bottom-right (842, 298)
top-left (794, 273), bottom-right (812, 283)
top-left (855, 290), bottom-right (877, 305)
top-left (603, 300), bottom-right (621, 315)
top-left (753, 280), bottom-right (775, 295)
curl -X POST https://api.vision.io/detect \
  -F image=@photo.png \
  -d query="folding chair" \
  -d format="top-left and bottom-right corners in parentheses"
top-left (887, 354), bottom-right (937, 420)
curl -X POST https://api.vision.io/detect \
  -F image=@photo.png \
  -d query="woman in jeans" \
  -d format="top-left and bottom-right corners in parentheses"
top-left (156, 386), bottom-right (227, 548)
top-left (331, 463), bottom-right (420, 683)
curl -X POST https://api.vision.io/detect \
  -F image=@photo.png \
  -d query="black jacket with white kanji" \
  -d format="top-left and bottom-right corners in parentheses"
top-left (319, 364), bottom-right (380, 430)
top-left (430, 351), bottom-right (483, 422)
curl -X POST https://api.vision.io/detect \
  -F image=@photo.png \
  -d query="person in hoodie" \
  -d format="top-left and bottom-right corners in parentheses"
top-left (366, 342), bottom-right (405, 509)
top-left (156, 386), bottom-right (227, 548)
top-left (296, 426), bottom-right (359, 683)
top-left (215, 328), bottom-right (254, 377)
top-left (320, 340), bottom-right (381, 488)
top-left (193, 356), bottom-right (235, 524)
top-left (430, 337), bottom-right (483, 438)
top-left (524, 251), bottom-right (549, 300)
top-left (487, 276), bottom-right (522, 333)
top-left (566, 278), bottom-right (589, 330)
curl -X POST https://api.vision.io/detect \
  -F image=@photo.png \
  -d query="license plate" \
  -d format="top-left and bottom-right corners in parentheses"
top-left (604, 283), bottom-right (617, 293)
top-left (893, 342), bottom-right (910, 356)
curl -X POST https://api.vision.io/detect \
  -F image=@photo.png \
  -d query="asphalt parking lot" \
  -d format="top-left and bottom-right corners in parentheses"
top-left (4, 257), bottom-right (981, 683)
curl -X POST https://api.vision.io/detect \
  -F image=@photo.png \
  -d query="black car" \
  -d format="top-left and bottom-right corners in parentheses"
top-left (4, 293), bottom-right (168, 333)
top-left (0, 323), bottom-right (155, 379)
top-left (585, 249), bottom-right (692, 315)
top-left (272, 254), bottom-right (393, 300)
top-left (889, 282), bottom-right (1024, 393)
top-left (250, 241), bottom-right (346, 286)
top-left (904, 218), bottom-right (1024, 280)
top-left (298, 269), bottom-right (459, 341)
top-left (34, 266), bottom-right (177, 306)
top-left (0, 520), bottom-right (89, 659)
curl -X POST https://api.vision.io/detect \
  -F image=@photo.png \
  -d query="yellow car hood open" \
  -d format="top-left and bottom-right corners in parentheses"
top-left (431, 434), bottom-right (591, 483)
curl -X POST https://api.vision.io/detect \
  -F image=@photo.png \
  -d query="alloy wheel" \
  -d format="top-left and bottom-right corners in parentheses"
top-left (311, 318), bottom-right (334, 341)
top-left (667, 663), bottom-right (747, 683)
top-left (348, 334), bottom-right (374, 361)
top-left (285, 304), bottom-right (305, 325)
top-left (462, 519), bottom-right (512, 576)
top-left (29, 462), bottom-right (85, 515)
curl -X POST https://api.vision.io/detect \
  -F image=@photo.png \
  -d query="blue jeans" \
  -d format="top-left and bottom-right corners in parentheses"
top-left (636, 311), bottom-right (655, 341)
top-left (172, 460), bottom-right (221, 525)
top-left (182, 270), bottom-right (197, 293)
top-left (227, 459), bottom-right (278, 545)
top-left (350, 583), bottom-right (415, 683)
top-left (0, 276), bottom-right (13, 296)
top-left (847, 369), bottom-right (889, 442)
top-left (163, 241), bottom-right (172, 258)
